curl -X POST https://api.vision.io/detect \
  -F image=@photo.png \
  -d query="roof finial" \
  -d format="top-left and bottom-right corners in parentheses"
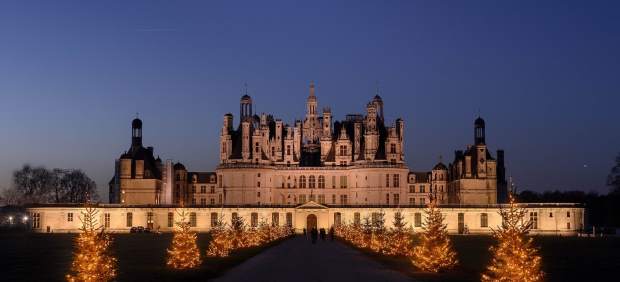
top-left (243, 82), bottom-right (248, 95)
top-left (439, 155), bottom-right (443, 163)
top-left (135, 112), bottom-right (139, 119)
top-left (309, 81), bottom-right (315, 97)
top-left (375, 80), bottom-right (380, 95)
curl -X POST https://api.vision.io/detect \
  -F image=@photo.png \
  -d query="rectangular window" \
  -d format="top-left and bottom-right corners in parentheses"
top-left (191, 198), bottom-right (196, 205)
top-left (318, 194), bottom-right (325, 204)
top-left (32, 213), bottom-right (41, 229)
top-left (210, 186), bottom-right (215, 194)
top-left (354, 212), bottom-right (361, 226)
top-left (167, 212), bottom-right (174, 228)
top-left (566, 211), bottom-right (571, 218)
top-left (409, 185), bottom-right (415, 193)
top-left (409, 198), bottom-right (415, 205)
top-left (549, 212), bottom-right (553, 218)
top-left (332, 194), bottom-right (336, 204)
top-left (340, 176), bottom-right (347, 188)
top-left (218, 194), bottom-right (222, 204)
top-left (190, 212), bottom-right (197, 227)
top-left (201, 185), bottom-right (206, 193)
top-left (210, 198), bottom-right (215, 205)
top-left (420, 185), bottom-right (425, 193)
top-left (394, 194), bottom-right (399, 205)
top-left (257, 181), bottom-right (261, 188)
top-left (334, 212), bottom-right (342, 226)
top-left (251, 212), bottom-right (258, 227)
top-left (420, 198), bottom-right (426, 205)
top-left (386, 174), bottom-right (390, 188)
top-left (67, 213), bottom-right (73, 222)
top-left (480, 213), bottom-right (488, 228)
top-left (147, 212), bottom-right (154, 226)
top-left (218, 175), bottom-right (222, 188)
top-left (286, 212), bottom-right (293, 227)
top-left (211, 212), bottom-right (218, 227)
top-left (393, 174), bottom-right (400, 188)
top-left (272, 212), bottom-right (279, 227)
top-left (567, 222), bottom-right (571, 229)
top-left (299, 195), bottom-right (307, 204)
top-left (104, 213), bottom-right (110, 228)
top-left (414, 213), bottom-right (422, 227)
top-left (530, 212), bottom-right (538, 229)
top-left (126, 212), bottom-right (133, 227)
top-left (386, 193), bottom-right (390, 204)
top-left (340, 194), bottom-right (348, 205)
top-left (201, 198), bottom-right (206, 206)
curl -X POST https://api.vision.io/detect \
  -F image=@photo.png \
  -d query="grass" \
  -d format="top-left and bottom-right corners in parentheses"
top-left (345, 235), bottom-right (620, 282)
top-left (0, 231), bottom-right (288, 281)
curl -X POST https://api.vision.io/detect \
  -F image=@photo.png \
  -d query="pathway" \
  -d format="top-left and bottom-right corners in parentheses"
top-left (212, 236), bottom-right (414, 282)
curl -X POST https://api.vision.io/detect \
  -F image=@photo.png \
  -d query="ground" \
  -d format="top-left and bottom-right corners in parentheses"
top-left (1, 232), bottom-right (619, 281)
top-left (350, 235), bottom-right (620, 282)
top-left (0, 231), bottom-right (285, 281)
top-left (214, 235), bottom-right (411, 282)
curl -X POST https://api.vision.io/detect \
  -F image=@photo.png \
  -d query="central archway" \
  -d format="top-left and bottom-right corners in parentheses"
top-left (306, 214), bottom-right (317, 230)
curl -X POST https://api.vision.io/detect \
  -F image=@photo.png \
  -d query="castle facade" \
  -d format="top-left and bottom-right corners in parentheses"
top-left (28, 83), bottom-right (583, 235)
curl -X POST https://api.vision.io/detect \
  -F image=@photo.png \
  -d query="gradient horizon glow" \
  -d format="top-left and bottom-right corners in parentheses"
top-left (1, 1), bottom-right (619, 200)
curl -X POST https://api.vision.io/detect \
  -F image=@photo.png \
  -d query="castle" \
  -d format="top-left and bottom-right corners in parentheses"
top-left (28, 83), bottom-right (582, 235)
top-left (109, 83), bottom-right (507, 207)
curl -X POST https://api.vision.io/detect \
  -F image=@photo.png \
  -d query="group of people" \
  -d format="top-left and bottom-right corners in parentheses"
top-left (303, 227), bottom-right (335, 244)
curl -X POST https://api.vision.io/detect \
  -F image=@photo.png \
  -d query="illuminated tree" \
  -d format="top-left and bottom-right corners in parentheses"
top-left (66, 206), bottom-right (117, 282)
top-left (206, 215), bottom-right (233, 257)
top-left (167, 209), bottom-right (202, 269)
top-left (384, 211), bottom-right (413, 256)
top-left (360, 216), bottom-right (373, 248)
top-left (481, 193), bottom-right (544, 282)
top-left (411, 195), bottom-right (458, 272)
top-left (369, 211), bottom-right (387, 253)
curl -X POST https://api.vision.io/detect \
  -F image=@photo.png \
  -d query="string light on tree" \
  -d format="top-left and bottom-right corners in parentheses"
top-left (481, 193), bottom-right (544, 282)
top-left (166, 209), bottom-right (202, 269)
top-left (66, 205), bottom-right (117, 282)
top-left (411, 194), bottom-right (458, 272)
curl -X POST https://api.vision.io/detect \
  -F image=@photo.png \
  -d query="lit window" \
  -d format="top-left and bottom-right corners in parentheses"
top-left (67, 213), bottom-right (73, 222)
top-left (414, 213), bottom-right (422, 227)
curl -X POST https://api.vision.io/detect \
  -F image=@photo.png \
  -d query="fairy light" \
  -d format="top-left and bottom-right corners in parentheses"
top-left (411, 194), bottom-right (458, 272)
top-left (166, 209), bottom-right (202, 269)
top-left (481, 193), bottom-right (544, 282)
top-left (66, 206), bottom-right (117, 282)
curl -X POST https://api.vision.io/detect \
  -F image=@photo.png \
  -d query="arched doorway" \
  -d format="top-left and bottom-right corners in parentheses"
top-left (306, 214), bottom-right (317, 230)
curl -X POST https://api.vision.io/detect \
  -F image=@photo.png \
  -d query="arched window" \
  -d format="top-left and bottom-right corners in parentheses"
top-left (309, 176), bottom-right (316, 188)
top-left (318, 176), bottom-right (325, 189)
top-left (299, 176), bottom-right (306, 188)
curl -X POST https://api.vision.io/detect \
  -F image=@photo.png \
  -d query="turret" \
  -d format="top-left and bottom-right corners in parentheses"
top-left (475, 117), bottom-right (485, 145)
top-left (131, 118), bottom-right (142, 150)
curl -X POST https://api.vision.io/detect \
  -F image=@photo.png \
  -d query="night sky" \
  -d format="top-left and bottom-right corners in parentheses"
top-left (1, 1), bottom-right (619, 200)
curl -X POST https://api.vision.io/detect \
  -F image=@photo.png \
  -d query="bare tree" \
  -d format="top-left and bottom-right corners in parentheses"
top-left (1, 187), bottom-right (22, 206)
top-left (58, 169), bottom-right (98, 203)
top-left (608, 152), bottom-right (620, 195)
top-left (12, 164), bottom-right (56, 203)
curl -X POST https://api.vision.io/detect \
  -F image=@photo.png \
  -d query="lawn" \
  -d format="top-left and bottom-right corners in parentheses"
top-left (352, 235), bottom-right (620, 282)
top-left (0, 231), bottom-right (287, 281)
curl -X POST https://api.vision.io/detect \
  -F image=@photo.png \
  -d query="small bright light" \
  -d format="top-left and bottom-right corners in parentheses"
top-left (8, 216), bottom-right (13, 220)
top-left (23, 216), bottom-right (29, 221)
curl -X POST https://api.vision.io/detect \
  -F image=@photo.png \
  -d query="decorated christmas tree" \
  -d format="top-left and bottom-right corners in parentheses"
top-left (167, 209), bottom-right (202, 269)
top-left (369, 211), bottom-right (387, 253)
top-left (206, 214), bottom-right (233, 257)
top-left (361, 216), bottom-right (373, 248)
top-left (481, 193), bottom-right (544, 282)
top-left (66, 205), bottom-right (117, 282)
top-left (384, 211), bottom-right (413, 256)
top-left (230, 214), bottom-right (248, 248)
top-left (411, 194), bottom-right (458, 272)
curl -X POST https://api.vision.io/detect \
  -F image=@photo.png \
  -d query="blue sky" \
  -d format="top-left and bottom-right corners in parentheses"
top-left (1, 0), bottom-right (619, 199)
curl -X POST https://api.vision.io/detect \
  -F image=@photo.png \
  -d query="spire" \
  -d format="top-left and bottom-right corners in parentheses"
top-left (309, 81), bottom-right (315, 97)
